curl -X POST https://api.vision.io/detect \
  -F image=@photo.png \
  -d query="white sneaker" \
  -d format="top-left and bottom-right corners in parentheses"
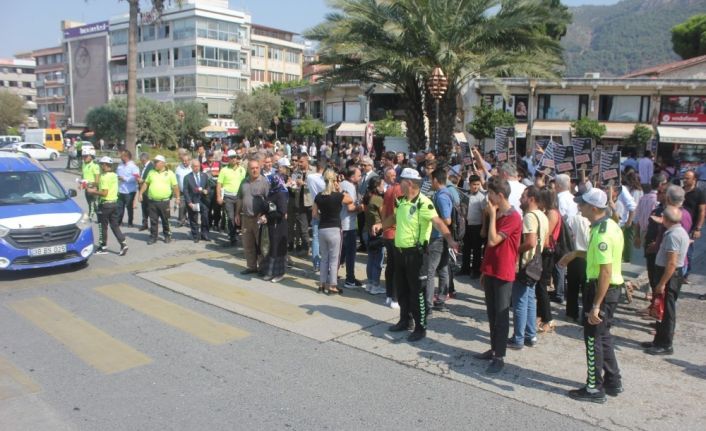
top-left (271, 275), bottom-right (284, 283)
top-left (369, 284), bottom-right (386, 295)
top-left (385, 297), bottom-right (393, 306)
top-left (390, 301), bottom-right (400, 309)
top-left (344, 280), bottom-right (364, 289)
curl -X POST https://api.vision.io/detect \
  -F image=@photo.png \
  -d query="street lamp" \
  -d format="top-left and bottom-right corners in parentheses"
top-left (426, 66), bottom-right (448, 154)
top-left (177, 110), bottom-right (185, 149)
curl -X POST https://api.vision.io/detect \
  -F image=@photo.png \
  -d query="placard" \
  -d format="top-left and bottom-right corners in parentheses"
top-left (537, 141), bottom-right (556, 176)
top-left (554, 144), bottom-right (576, 177)
top-left (494, 126), bottom-right (516, 164)
top-left (591, 148), bottom-right (601, 182)
top-left (533, 138), bottom-right (550, 166)
top-left (572, 137), bottom-right (593, 173)
top-left (600, 151), bottom-right (622, 188)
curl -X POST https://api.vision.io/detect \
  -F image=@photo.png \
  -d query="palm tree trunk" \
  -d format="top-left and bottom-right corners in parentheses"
top-left (402, 75), bottom-right (427, 152)
top-left (126, 0), bottom-right (139, 155)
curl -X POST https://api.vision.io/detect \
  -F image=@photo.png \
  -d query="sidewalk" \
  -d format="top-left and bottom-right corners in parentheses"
top-left (133, 236), bottom-right (706, 431)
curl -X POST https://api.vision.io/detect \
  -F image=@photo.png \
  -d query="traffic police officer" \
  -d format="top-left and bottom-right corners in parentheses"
top-left (217, 150), bottom-right (246, 247)
top-left (87, 156), bottom-right (128, 256)
top-left (385, 168), bottom-right (458, 342)
top-left (139, 155), bottom-right (179, 245)
top-left (81, 147), bottom-right (100, 220)
top-left (559, 187), bottom-right (624, 403)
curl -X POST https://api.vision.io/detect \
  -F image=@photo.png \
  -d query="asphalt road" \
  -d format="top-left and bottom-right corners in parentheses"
top-left (0, 157), bottom-right (599, 430)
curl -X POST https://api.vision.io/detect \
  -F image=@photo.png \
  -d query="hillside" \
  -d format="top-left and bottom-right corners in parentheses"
top-left (562, 0), bottom-right (706, 77)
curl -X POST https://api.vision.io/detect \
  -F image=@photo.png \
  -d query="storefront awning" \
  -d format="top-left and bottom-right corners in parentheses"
top-left (65, 128), bottom-right (83, 135)
top-left (530, 121), bottom-right (571, 136)
top-left (657, 126), bottom-right (706, 145)
top-left (110, 55), bottom-right (127, 62)
top-left (515, 123), bottom-right (527, 139)
top-left (336, 122), bottom-right (368, 137)
top-left (453, 132), bottom-right (468, 143)
top-left (601, 122), bottom-right (646, 139)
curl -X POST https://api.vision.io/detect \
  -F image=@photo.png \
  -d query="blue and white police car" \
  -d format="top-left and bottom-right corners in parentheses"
top-left (0, 152), bottom-right (94, 270)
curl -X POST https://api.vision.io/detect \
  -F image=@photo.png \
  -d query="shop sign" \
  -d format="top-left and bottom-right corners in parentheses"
top-left (660, 112), bottom-right (706, 125)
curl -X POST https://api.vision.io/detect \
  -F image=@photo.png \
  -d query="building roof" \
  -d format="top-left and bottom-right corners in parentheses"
top-left (32, 46), bottom-right (63, 57)
top-left (622, 54), bottom-right (706, 78)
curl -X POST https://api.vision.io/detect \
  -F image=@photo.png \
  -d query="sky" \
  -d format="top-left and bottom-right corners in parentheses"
top-left (0, 0), bottom-right (620, 58)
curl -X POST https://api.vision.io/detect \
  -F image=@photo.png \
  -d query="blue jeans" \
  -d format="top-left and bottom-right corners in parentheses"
top-left (553, 263), bottom-right (566, 301)
top-left (342, 229), bottom-right (358, 283)
top-left (363, 232), bottom-right (384, 286)
top-left (511, 278), bottom-right (537, 345)
top-left (311, 218), bottom-right (320, 270)
top-left (685, 241), bottom-right (694, 278)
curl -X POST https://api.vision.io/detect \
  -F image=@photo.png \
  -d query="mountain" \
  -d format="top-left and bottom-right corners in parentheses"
top-left (561, 0), bottom-right (706, 77)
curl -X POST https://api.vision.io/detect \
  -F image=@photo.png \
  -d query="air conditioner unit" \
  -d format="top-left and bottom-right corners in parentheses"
top-left (584, 72), bottom-right (600, 79)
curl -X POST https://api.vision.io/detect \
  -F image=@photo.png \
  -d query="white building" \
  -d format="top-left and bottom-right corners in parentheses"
top-left (108, 0), bottom-right (250, 131)
top-left (0, 58), bottom-right (38, 129)
top-left (249, 24), bottom-right (304, 89)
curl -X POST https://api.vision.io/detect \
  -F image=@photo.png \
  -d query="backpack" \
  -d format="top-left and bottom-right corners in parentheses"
top-left (555, 214), bottom-right (575, 258)
top-left (435, 188), bottom-right (466, 242)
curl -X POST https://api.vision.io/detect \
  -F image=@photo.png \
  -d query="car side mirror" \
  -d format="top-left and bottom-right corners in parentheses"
top-left (68, 189), bottom-right (77, 197)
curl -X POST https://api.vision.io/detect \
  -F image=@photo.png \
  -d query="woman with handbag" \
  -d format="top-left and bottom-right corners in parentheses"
top-left (313, 170), bottom-right (354, 294)
top-left (363, 176), bottom-right (386, 295)
top-left (536, 188), bottom-right (561, 333)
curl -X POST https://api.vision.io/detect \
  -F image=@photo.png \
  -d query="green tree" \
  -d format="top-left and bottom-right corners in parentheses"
top-left (626, 124), bottom-right (653, 151)
top-left (466, 103), bottom-right (516, 141)
top-left (175, 101), bottom-right (210, 144)
top-left (671, 14), bottom-right (706, 59)
top-left (85, 100), bottom-right (126, 144)
top-left (0, 91), bottom-right (27, 134)
top-left (232, 90), bottom-right (281, 139)
top-left (571, 117), bottom-right (607, 143)
top-left (294, 115), bottom-right (326, 138)
top-left (541, 0), bottom-right (572, 40)
top-left (373, 111), bottom-right (404, 138)
top-left (306, 0), bottom-right (567, 152)
top-left (123, 0), bottom-right (182, 155)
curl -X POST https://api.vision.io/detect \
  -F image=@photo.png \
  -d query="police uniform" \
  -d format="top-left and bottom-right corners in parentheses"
top-left (392, 193), bottom-right (437, 333)
top-left (82, 160), bottom-right (100, 218)
top-left (583, 216), bottom-right (624, 393)
top-left (145, 169), bottom-right (178, 241)
top-left (218, 164), bottom-right (246, 244)
top-left (97, 171), bottom-right (126, 249)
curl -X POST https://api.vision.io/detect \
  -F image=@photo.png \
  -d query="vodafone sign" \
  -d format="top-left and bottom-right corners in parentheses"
top-left (660, 112), bottom-right (706, 126)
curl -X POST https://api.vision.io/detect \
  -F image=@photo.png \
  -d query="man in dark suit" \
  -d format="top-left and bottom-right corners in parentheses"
top-left (183, 159), bottom-right (212, 242)
top-left (138, 152), bottom-right (154, 231)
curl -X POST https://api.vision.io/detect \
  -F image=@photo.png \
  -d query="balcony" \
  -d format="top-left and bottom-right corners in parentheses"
top-left (174, 86), bottom-right (196, 94)
top-left (174, 58), bottom-right (196, 67)
top-left (111, 65), bottom-right (128, 75)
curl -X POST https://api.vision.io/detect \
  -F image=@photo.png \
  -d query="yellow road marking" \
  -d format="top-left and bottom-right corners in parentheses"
top-left (9, 297), bottom-right (152, 374)
top-left (95, 284), bottom-right (249, 345)
top-left (163, 273), bottom-right (311, 322)
top-left (0, 356), bottom-right (41, 400)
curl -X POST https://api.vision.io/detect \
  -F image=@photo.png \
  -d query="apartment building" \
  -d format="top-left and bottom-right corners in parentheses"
top-left (249, 24), bottom-right (304, 88)
top-left (0, 57), bottom-right (38, 129)
top-left (32, 46), bottom-right (66, 128)
top-left (108, 0), bottom-right (249, 128)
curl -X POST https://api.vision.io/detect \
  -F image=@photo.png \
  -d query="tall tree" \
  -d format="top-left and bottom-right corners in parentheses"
top-left (672, 14), bottom-right (706, 59)
top-left (123, 0), bottom-right (180, 155)
top-left (232, 90), bottom-right (282, 140)
top-left (0, 91), bottom-right (27, 134)
top-left (307, 0), bottom-right (568, 152)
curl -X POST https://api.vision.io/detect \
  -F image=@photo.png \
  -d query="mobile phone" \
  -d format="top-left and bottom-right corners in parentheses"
top-left (448, 248), bottom-right (457, 264)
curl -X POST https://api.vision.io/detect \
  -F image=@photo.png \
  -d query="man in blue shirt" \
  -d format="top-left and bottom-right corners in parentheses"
top-left (116, 150), bottom-right (140, 227)
top-left (426, 168), bottom-right (453, 312)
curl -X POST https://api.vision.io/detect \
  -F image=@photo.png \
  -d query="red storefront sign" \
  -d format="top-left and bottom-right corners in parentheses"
top-left (660, 112), bottom-right (706, 126)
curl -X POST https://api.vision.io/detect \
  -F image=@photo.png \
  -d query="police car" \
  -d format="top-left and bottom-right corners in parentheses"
top-left (0, 152), bottom-right (94, 270)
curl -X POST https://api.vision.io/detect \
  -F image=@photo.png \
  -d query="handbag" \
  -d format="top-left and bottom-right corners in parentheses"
top-left (518, 212), bottom-right (543, 282)
top-left (367, 233), bottom-right (385, 251)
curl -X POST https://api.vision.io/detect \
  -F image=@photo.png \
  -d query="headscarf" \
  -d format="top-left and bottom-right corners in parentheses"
top-left (269, 173), bottom-right (288, 196)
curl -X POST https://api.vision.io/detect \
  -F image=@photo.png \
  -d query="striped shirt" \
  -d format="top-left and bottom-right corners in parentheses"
top-left (634, 190), bottom-right (658, 234)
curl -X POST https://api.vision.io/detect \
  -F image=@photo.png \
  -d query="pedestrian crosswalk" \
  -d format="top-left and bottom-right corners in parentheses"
top-left (0, 355), bottom-right (41, 401)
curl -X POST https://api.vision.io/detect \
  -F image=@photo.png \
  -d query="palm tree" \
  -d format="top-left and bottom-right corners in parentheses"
top-left (124, 0), bottom-right (179, 155)
top-left (306, 0), bottom-right (570, 152)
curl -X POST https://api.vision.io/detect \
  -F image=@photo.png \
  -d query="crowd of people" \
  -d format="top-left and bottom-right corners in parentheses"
top-left (78, 137), bottom-right (705, 404)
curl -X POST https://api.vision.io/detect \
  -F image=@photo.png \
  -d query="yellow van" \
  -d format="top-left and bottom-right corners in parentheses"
top-left (24, 128), bottom-right (64, 152)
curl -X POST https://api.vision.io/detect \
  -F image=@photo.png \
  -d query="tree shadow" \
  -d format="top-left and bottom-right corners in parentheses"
top-left (665, 358), bottom-right (706, 380)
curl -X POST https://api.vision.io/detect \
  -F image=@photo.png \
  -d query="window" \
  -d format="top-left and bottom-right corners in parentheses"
top-left (268, 71), bottom-right (283, 82)
top-left (173, 18), bottom-right (195, 40)
top-left (285, 73), bottom-right (299, 82)
top-left (311, 101), bottom-right (322, 119)
top-left (196, 45), bottom-right (240, 69)
top-left (251, 45), bottom-right (265, 58)
top-left (141, 24), bottom-right (156, 41)
top-left (196, 74), bottom-right (240, 94)
top-left (173, 47), bottom-right (196, 67)
top-left (482, 94), bottom-right (529, 121)
top-left (251, 69), bottom-right (265, 81)
top-left (8, 81), bottom-right (17, 87)
top-left (157, 23), bottom-right (170, 39)
top-left (111, 29), bottom-right (128, 46)
top-left (158, 76), bottom-right (170, 93)
top-left (285, 50), bottom-right (300, 63)
top-left (536, 94), bottom-right (587, 120)
top-left (141, 51), bottom-right (156, 68)
top-left (23, 82), bottom-right (32, 88)
top-left (268, 48), bottom-right (282, 60)
top-left (112, 80), bottom-right (127, 95)
top-left (157, 49), bottom-right (169, 66)
top-left (598, 95), bottom-right (650, 122)
top-left (174, 74), bottom-right (196, 93)
top-left (196, 18), bottom-right (241, 42)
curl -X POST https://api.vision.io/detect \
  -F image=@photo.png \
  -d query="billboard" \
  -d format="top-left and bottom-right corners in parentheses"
top-left (68, 35), bottom-right (109, 125)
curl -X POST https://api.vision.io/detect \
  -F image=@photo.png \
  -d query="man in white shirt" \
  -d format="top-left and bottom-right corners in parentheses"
top-left (611, 184), bottom-right (637, 262)
top-left (460, 174), bottom-right (487, 278)
top-left (555, 174), bottom-right (578, 219)
top-left (175, 153), bottom-right (193, 226)
top-left (306, 160), bottom-right (326, 272)
top-left (499, 162), bottom-right (526, 215)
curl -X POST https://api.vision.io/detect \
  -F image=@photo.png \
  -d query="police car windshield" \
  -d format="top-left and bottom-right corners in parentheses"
top-left (0, 171), bottom-right (68, 205)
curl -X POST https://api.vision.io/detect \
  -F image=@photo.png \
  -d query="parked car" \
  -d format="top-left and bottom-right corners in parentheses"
top-left (0, 152), bottom-right (94, 271)
top-left (12, 142), bottom-right (61, 161)
top-left (0, 135), bottom-right (22, 145)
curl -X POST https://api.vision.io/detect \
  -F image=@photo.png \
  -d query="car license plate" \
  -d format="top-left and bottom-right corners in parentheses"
top-left (29, 244), bottom-right (67, 257)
